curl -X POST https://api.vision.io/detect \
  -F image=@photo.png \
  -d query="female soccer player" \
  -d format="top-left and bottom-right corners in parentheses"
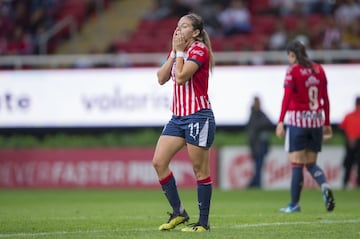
top-left (152, 13), bottom-right (215, 232)
top-left (276, 40), bottom-right (335, 213)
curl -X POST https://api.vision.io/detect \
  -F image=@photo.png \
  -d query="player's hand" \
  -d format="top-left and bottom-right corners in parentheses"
top-left (172, 29), bottom-right (177, 51)
top-left (172, 29), bottom-right (186, 52)
top-left (323, 125), bottom-right (333, 141)
top-left (276, 122), bottom-right (285, 139)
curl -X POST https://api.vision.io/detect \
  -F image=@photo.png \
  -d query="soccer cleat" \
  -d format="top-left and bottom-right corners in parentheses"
top-left (279, 204), bottom-right (301, 213)
top-left (158, 210), bottom-right (189, 231)
top-left (322, 188), bottom-right (335, 212)
top-left (181, 222), bottom-right (210, 232)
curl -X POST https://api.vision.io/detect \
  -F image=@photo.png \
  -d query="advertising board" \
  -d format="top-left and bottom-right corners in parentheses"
top-left (0, 148), bottom-right (218, 188)
top-left (0, 65), bottom-right (358, 127)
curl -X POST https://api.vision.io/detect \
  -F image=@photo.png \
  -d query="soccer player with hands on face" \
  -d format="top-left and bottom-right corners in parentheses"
top-left (276, 40), bottom-right (335, 213)
top-left (152, 13), bottom-right (216, 232)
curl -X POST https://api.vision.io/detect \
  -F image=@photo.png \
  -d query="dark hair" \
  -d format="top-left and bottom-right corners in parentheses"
top-left (356, 96), bottom-right (360, 106)
top-left (185, 13), bottom-right (215, 72)
top-left (286, 40), bottom-right (314, 72)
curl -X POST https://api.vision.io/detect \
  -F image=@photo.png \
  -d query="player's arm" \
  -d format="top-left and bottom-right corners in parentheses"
top-left (174, 56), bottom-right (199, 85)
top-left (157, 51), bottom-right (175, 85)
top-left (322, 79), bottom-right (330, 126)
top-left (278, 86), bottom-right (292, 122)
top-left (276, 85), bottom-right (292, 138)
top-left (322, 73), bottom-right (332, 140)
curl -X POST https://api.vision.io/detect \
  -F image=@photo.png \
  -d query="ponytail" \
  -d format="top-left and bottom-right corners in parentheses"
top-left (202, 29), bottom-right (215, 73)
top-left (186, 12), bottom-right (215, 73)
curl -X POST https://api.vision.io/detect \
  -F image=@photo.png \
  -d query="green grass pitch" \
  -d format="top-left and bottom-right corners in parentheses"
top-left (0, 189), bottom-right (359, 239)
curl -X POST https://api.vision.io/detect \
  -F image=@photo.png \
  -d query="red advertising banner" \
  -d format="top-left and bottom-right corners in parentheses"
top-left (219, 146), bottom-right (357, 190)
top-left (0, 148), bottom-right (218, 188)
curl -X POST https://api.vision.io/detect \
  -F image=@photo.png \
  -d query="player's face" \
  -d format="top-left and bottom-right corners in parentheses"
top-left (287, 51), bottom-right (296, 65)
top-left (176, 16), bottom-right (199, 42)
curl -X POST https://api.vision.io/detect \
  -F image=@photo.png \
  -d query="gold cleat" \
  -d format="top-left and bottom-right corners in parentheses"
top-left (181, 222), bottom-right (210, 232)
top-left (158, 210), bottom-right (189, 231)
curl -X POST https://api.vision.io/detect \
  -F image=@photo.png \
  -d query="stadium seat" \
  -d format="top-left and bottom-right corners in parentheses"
top-left (251, 15), bottom-right (277, 35)
top-left (248, 0), bottom-right (270, 14)
top-left (283, 15), bottom-right (298, 31)
top-left (52, 0), bottom-right (87, 46)
top-left (306, 14), bottom-right (324, 32)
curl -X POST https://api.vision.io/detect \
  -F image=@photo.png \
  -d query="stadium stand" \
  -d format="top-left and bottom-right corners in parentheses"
top-left (108, 0), bottom-right (355, 54)
top-left (1, 0), bottom-right (360, 68)
top-left (0, 0), bottom-right (112, 55)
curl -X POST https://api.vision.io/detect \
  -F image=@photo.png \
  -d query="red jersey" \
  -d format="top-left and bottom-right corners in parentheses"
top-left (339, 106), bottom-right (360, 140)
top-left (171, 41), bottom-right (211, 116)
top-left (278, 62), bottom-right (330, 128)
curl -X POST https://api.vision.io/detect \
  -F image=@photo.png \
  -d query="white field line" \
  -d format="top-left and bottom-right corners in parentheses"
top-left (231, 219), bottom-right (360, 228)
top-left (0, 219), bottom-right (359, 238)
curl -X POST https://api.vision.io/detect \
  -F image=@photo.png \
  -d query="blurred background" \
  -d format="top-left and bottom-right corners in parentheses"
top-left (1, 0), bottom-right (360, 68)
top-left (0, 0), bottom-right (359, 190)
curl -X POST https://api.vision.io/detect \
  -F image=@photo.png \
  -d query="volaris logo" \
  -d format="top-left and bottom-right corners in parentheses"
top-left (81, 87), bottom-right (170, 112)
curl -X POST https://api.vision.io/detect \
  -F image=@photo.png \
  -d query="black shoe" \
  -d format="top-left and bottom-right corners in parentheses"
top-left (322, 188), bottom-right (335, 212)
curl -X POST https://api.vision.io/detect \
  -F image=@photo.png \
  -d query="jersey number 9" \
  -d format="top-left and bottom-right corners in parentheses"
top-left (308, 86), bottom-right (319, 110)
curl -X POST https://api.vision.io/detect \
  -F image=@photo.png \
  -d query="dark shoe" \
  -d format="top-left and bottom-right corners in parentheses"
top-left (322, 188), bottom-right (335, 212)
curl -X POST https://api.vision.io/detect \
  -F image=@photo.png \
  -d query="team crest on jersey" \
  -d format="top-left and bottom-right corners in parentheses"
top-left (305, 75), bottom-right (320, 87)
top-left (191, 49), bottom-right (205, 56)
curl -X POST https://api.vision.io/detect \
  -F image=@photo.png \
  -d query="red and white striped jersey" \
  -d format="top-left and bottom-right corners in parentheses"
top-left (278, 62), bottom-right (330, 128)
top-left (171, 41), bottom-right (211, 116)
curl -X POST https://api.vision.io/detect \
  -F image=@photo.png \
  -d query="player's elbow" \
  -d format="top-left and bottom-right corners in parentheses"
top-left (157, 73), bottom-right (170, 85)
top-left (175, 73), bottom-right (188, 85)
top-left (158, 78), bottom-right (167, 85)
